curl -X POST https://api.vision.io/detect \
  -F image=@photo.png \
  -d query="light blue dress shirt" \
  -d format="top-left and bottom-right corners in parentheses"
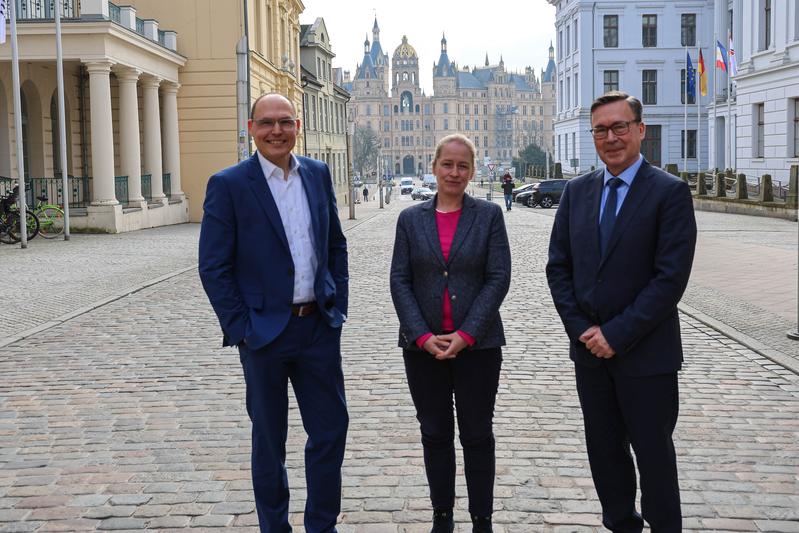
top-left (598, 154), bottom-right (644, 222)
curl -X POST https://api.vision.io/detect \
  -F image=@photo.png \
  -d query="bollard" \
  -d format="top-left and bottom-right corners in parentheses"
top-left (679, 171), bottom-right (689, 185)
top-left (665, 164), bottom-right (679, 177)
top-left (787, 165), bottom-right (798, 209)
top-left (760, 174), bottom-right (774, 202)
top-left (696, 172), bottom-right (706, 195)
top-left (714, 172), bottom-right (726, 197)
top-left (736, 173), bottom-right (748, 199)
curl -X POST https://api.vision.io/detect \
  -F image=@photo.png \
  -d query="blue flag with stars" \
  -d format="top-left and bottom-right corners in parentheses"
top-left (686, 52), bottom-right (696, 100)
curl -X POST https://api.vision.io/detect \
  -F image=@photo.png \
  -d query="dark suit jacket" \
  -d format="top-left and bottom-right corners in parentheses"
top-left (390, 194), bottom-right (511, 351)
top-left (198, 154), bottom-right (348, 350)
top-left (546, 160), bottom-right (697, 377)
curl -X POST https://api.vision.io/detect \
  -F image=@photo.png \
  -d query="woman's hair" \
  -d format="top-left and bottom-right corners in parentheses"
top-left (432, 134), bottom-right (477, 174)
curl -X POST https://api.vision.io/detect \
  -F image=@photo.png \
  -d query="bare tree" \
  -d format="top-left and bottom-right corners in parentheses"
top-left (353, 126), bottom-right (380, 180)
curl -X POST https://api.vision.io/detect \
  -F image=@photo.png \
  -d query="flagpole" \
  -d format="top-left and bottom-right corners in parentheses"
top-left (684, 47), bottom-right (688, 174)
top-left (10, 0), bottom-right (28, 248)
top-left (55, 0), bottom-right (71, 240)
top-left (713, 32), bottom-right (718, 169)
top-left (727, 32), bottom-right (732, 172)
top-left (698, 42), bottom-right (702, 174)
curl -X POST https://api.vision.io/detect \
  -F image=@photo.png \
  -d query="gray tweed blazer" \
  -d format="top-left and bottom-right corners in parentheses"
top-left (390, 193), bottom-right (511, 351)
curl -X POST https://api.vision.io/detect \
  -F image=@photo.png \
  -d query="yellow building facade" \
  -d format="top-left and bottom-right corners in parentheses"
top-left (126, 0), bottom-right (305, 222)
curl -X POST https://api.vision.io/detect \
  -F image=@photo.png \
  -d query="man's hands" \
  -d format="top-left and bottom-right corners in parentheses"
top-left (579, 325), bottom-right (616, 358)
top-left (422, 333), bottom-right (469, 360)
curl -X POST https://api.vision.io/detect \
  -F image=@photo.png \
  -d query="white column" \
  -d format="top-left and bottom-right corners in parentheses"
top-left (86, 61), bottom-right (117, 205)
top-left (141, 76), bottom-right (166, 202)
top-left (161, 81), bottom-right (184, 201)
top-left (116, 67), bottom-right (145, 207)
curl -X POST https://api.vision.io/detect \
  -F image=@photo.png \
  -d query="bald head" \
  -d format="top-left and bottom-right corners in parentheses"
top-left (250, 93), bottom-right (296, 120)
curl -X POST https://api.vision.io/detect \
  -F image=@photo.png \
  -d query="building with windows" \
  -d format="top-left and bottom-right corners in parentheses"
top-left (548, 0), bottom-right (714, 174)
top-left (0, 0), bottom-right (307, 229)
top-left (0, 0), bottom-right (188, 232)
top-left (344, 19), bottom-right (555, 177)
top-left (300, 18), bottom-right (350, 205)
top-left (710, 0), bottom-right (799, 183)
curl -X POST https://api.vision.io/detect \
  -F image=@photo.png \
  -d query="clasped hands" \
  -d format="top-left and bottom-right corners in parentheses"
top-left (579, 325), bottom-right (615, 359)
top-left (423, 333), bottom-right (468, 360)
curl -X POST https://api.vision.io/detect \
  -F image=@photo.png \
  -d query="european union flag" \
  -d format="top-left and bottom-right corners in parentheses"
top-left (686, 52), bottom-right (696, 100)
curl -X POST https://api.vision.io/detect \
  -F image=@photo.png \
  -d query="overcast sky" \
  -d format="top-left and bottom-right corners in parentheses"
top-left (299, 1), bottom-right (556, 94)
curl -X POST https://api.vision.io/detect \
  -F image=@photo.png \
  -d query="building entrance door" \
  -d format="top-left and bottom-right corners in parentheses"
top-left (402, 155), bottom-right (415, 175)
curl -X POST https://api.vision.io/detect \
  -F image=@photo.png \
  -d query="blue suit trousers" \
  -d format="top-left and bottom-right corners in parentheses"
top-left (239, 312), bottom-right (348, 533)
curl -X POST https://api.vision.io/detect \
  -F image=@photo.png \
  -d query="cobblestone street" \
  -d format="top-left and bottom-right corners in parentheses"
top-left (1, 195), bottom-right (797, 532)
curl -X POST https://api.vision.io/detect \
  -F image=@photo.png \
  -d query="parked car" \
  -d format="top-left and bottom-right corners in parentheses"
top-left (411, 187), bottom-right (435, 200)
top-left (530, 179), bottom-right (568, 208)
top-left (400, 177), bottom-right (415, 195)
top-left (422, 174), bottom-right (437, 190)
top-left (512, 182), bottom-right (535, 201)
top-left (516, 186), bottom-right (537, 207)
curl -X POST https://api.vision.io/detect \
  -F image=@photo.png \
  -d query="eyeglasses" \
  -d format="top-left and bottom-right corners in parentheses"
top-left (589, 120), bottom-right (638, 139)
top-left (254, 118), bottom-right (297, 131)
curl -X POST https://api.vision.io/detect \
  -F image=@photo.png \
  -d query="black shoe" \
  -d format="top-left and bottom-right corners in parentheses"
top-left (431, 508), bottom-right (454, 533)
top-left (471, 514), bottom-right (493, 533)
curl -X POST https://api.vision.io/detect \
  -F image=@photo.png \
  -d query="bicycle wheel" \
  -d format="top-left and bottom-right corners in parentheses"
top-left (37, 206), bottom-right (65, 239)
top-left (24, 211), bottom-right (40, 240)
top-left (2, 212), bottom-right (22, 243)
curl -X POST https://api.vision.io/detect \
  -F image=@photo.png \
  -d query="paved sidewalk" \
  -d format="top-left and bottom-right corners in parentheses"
top-left (0, 193), bottom-right (797, 532)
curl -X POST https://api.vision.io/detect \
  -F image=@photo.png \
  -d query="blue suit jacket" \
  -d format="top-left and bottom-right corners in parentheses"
top-left (390, 194), bottom-right (511, 351)
top-left (199, 154), bottom-right (348, 350)
top-left (546, 160), bottom-right (697, 376)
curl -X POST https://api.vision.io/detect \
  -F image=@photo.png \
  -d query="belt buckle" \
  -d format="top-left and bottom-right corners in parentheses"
top-left (297, 304), bottom-right (309, 317)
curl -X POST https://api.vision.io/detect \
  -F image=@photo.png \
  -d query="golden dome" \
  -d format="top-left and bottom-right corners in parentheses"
top-left (393, 35), bottom-right (417, 59)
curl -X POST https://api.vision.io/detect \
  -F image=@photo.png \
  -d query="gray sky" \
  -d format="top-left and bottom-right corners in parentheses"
top-left (299, 0), bottom-right (556, 93)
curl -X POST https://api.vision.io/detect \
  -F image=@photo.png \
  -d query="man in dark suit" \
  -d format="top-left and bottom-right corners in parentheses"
top-left (199, 93), bottom-right (348, 533)
top-left (546, 91), bottom-right (697, 533)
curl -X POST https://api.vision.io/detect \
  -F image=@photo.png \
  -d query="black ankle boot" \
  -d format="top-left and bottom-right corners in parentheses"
top-left (431, 508), bottom-right (454, 533)
top-left (471, 514), bottom-right (493, 533)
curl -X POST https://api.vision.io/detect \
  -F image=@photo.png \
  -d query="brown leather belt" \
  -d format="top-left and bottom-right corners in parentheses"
top-left (291, 301), bottom-right (318, 317)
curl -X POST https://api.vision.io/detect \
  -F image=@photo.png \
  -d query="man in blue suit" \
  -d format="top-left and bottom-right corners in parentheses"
top-left (547, 91), bottom-right (697, 532)
top-left (199, 93), bottom-right (349, 533)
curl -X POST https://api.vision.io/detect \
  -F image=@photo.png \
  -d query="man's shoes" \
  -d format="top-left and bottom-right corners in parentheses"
top-left (431, 508), bottom-right (454, 533)
top-left (471, 514), bottom-right (493, 533)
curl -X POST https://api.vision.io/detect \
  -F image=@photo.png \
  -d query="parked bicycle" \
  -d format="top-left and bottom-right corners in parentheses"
top-left (25, 193), bottom-right (65, 239)
top-left (0, 186), bottom-right (40, 243)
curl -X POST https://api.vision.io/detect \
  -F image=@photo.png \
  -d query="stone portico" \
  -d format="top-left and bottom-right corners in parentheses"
top-left (0, 0), bottom-right (188, 232)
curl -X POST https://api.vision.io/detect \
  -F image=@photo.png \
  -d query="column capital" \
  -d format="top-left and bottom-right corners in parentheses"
top-left (161, 81), bottom-right (181, 94)
top-left (84, 60), bottom-right (115, 74)
top-left (140, 75), bottom-right (163, 90)
top-left (114, 66), bottom-right (142, 82)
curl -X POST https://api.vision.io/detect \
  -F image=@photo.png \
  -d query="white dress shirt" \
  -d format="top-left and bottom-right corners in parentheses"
top-left (256, 151), bottom-right (318, 304)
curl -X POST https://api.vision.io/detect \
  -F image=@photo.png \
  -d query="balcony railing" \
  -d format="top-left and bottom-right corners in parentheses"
top-left (141, 174), bottom-right (152, 202)
top-left (162, 173), bottom-right (171, 198)
top-left (15, 0), bottom-right (79, 20)
top-left (114, 175), bottom-right (129, 206)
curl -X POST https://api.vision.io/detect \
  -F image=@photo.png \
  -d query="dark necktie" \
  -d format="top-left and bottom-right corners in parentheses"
top-left (599, 177), bottom-right (623, 256)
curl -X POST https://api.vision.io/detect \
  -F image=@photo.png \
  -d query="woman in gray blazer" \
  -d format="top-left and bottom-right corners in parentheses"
top-left (390, 134), bottom-right (511, 533)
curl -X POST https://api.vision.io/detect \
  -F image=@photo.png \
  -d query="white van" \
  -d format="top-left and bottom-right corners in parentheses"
top-left (400, 177), bottom-right (415, 195)
top-left (422, 174), bottom-right (437, 190)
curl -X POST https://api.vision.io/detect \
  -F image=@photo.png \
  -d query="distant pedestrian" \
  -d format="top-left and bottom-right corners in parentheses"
top-left (500, 173), bottom-right (514, 212)
top-left (390, 133), bottom-right (511, 533)
top-left (546, 91), bottom-right (697, 532)
top-left (363, 186), bottom-right (369, 202)
top-left (199, 93), bottom-right (349, 533)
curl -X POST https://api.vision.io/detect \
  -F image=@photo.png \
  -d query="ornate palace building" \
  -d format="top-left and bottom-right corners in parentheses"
top-left (344, 19), bottom-right (556, 177)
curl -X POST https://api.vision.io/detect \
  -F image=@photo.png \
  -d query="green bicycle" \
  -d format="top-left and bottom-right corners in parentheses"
top-left (27, 194), bottom-right (65, 239)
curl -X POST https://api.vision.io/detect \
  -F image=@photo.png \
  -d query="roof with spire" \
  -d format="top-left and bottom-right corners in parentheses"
top-left (433, 33), bottom-right (456, 77)
top-left (393, 35), bottom-right (418, 59)
top-left (542, 41), bottom-right (556, 82)
top-left (369, 17), bottom-right (388, 66)
top-left (354, 35), bottom-right (378, 80)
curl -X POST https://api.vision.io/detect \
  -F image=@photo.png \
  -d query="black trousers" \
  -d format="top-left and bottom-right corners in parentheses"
top-left (575, 362), bottom-right (681, 533)
top-left (403, 347), bottom-right (502, 516)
